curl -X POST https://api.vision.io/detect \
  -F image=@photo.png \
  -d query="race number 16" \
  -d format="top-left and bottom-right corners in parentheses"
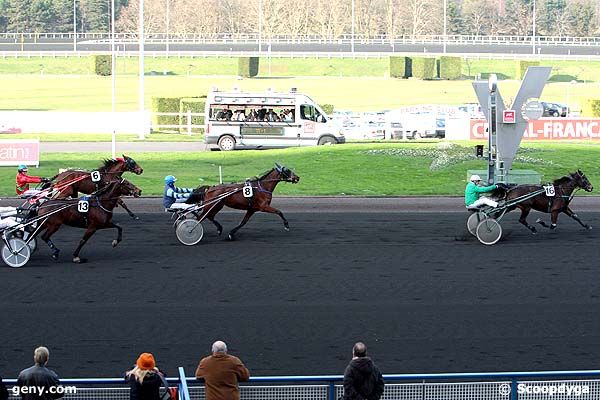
top-left (544, 185), bottom-right (555, 197)
top-left (78, 200), bottom-right (89, 213)
top-left (243, 184), bottom-right (253, 198)
top-left (90, 170), bottom-right (101, 183)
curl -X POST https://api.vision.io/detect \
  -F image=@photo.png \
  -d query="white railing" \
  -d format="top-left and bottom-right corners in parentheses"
top-left (2, 33), bottom-right (600, 46)
top-left (153, 112), bottom-right (204, 135)
top-left (3, 50), bottom-right (600, 61)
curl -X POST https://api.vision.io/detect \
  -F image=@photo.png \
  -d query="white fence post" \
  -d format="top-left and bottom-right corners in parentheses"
top-left (187, 109), bottom-right (192, 136)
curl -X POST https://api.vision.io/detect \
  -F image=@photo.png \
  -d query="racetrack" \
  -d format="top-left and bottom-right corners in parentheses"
top-left (0, 208), bottom-right (599, 378)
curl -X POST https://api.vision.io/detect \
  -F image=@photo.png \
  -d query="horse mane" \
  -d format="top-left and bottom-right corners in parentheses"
top-left (258, 167), bottom-right (276, 180)
top-left (553, 174), bottom-right (573, 185)
top-left (100, 158), bottom-right (122, 170)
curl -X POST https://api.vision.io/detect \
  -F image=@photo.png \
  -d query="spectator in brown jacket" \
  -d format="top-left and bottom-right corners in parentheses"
top-left (195, 340), bottom-right (250, 400)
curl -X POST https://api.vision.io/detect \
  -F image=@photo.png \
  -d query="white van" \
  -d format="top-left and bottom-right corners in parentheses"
top-left (204, 89), bottom-right (345, 151)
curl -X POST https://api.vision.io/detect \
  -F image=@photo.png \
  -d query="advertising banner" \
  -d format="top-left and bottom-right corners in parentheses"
top-left (470, 118), bottom-right (600, 140)
top-left (0, 139), bottom-right (40, 166)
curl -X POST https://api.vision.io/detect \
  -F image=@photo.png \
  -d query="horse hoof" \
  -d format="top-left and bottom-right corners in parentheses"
top-left (217, 229), bottom-right (223, 236)
top-left (586, 225), bottom-right (593, 230)
top-left (133, 216), bottom-right (140, 221)
top-left (284, 225), bottom-right (290, 232)
top-left (227, 234), bottom-right (235, 241)
top-left (111, 240), bottom-right (118, 247)
top-left (51, 251), bottom-right (60, 261)
top-left (73, 257), bottom-right (87, 264)
top-left (535, 218), bottom-right (543, 224)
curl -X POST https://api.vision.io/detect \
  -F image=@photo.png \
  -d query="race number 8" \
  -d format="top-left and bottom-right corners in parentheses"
top-left (90, 170), bottom-right (101, 183)
top-left (243, 185), bottom-right (253, 198)
top-left (78, 200), bottom-right (89, 213)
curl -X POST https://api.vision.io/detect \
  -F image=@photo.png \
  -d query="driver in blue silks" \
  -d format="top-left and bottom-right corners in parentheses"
top-left (163, 175), bottom-right (194, 211)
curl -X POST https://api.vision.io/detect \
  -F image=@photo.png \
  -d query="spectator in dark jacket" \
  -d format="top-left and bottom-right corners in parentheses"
top-left (125, 353), bottom-right (165, 400)
top-left (195, 340), bottom-right (250, 400)
top-left (16, 346), bottom-right (62, 400)
top-left (342, 342), bottom-right (385, 400)
top-left (0, 374), bottom-right (8, 400)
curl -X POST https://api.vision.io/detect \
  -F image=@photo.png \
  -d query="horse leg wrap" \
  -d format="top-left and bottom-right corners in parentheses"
top-left (46, 239), bottom-right (60, 259)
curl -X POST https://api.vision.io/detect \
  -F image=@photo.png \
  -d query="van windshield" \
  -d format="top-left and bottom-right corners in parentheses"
top-left (300, 104), bottom-right (326, 123)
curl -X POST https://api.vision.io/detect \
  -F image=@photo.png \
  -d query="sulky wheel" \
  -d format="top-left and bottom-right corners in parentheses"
top-left (476, 218), bottom-right (503, 245)
top-left (467, 212), bottom-right (485, 236)
top-left (176, 219), bottom-right (204, 246)
top-left (2, 238), bottom-right (31, 268)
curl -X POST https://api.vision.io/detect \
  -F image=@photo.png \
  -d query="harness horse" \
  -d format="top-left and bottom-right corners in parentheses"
top-left (169, 164), bottom-right (300, 245)
top-left (47, 155), bottom-right (144, 219)
top-left (467, 170), bottom-right (593, 245)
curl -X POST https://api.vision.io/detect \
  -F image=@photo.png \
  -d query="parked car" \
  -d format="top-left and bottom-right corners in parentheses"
top-left (541, 102), bottom-right (562, 117)
top-left (553, 103), bottom-right (568, 117)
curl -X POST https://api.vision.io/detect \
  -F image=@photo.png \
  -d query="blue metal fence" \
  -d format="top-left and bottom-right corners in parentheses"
top-left (4, 369), bottom-right (600, 400)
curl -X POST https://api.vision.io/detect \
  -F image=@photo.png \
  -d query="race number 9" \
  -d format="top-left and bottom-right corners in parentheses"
top-left (243, 184), bottom-right (253, 198)
top-left (90, 170), bottom-right (101, 183)
top-left (78, 200), bottom-right (89, 213)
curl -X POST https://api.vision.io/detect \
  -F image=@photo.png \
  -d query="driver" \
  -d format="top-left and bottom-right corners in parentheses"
top-left (465, 174), bottom-right (499, 208)
top-left (16, 165), bottom-right (50, 196)
top-left (163, 175), bottom-right (194, 211)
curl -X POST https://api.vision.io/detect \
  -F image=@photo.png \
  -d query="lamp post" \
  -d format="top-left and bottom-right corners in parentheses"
top-left (165, 0), bottom-right (170, 53)
top-left (111, 0), bottom-right (116, 157)
top-left (139, 0), bottom-right (145, 139)
top-left (487, 74), bottom-right (498, 184)
top-left (532, 0), bottom-right (536, 54)
top-left (351, 0), bottom-right (355, 53)
top-left (258, 0), bottom-right (262, 52)
top-left (566, 80), bottom-right (577, 116)
top-left (443, 0), bottom-right (447, 54)
top-left (73, 0), bottom-right (77, 51)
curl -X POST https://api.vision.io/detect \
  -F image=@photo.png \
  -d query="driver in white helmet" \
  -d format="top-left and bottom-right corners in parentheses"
top-left (465, 174), bottom-right (499, 208)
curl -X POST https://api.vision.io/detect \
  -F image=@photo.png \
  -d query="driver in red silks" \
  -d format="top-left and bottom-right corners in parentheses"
top-left (16, 165), bottom-right (49, 196)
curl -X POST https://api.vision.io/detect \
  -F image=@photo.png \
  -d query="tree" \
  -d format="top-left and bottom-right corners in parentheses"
top-left (30, 0), bottom-right (57, 32)
top-left (51, 0), bottom-right (74, 32)
top-left (567, 0), bottom-right (596, 36)
top-left (5, 0), bottom-right (33, 32)
top-left (80, 0), bottom-right (109, 32)
top-left (447, 0), bottom-right (464, 35)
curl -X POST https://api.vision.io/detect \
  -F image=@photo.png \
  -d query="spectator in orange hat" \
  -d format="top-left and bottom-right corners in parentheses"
top-left (125, 353), bottom-right (166, 400)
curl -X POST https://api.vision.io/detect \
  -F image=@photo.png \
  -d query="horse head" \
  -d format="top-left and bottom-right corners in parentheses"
top-left (274, 164), bottom-right (299, 184)
top-left (105, 178), bottom-right (142, 198)
top-left (574, 169), bottom-right (593, 192)
top-left (121, 155), bottom-right (144, 175)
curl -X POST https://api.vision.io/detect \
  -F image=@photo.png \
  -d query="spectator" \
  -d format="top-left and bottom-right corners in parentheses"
top-left (342, 342), bottom-right (384, 400)
top-left (195, 340), bottom-right (250, 400)
top-left (16, 346), bottom-right (62, 400)
top-left (125, 353), bottom-right (166, 400)
top-left (0, 374), bottom-right (8, 400)
top-left (234, 110), bottom-right (246, 121)
top-left (265, 109), bottom-right (279, 122)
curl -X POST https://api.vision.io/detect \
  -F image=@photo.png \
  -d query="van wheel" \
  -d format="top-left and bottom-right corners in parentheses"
top-left (218, 135), bottom-right (236, 151)
top-left (318, 136), bottom-right (337, 146)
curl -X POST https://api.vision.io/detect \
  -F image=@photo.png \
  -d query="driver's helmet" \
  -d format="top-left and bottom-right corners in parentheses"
top-left (17, 164), bottom-right (28, 172)
top-left (165, 175), bottom-right (177, 185)
top-left (470, 174), bottom-right (482, 182)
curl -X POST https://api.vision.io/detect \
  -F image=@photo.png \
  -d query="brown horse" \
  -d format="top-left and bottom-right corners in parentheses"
top-left (186, 164), bottom-right (300, 240)
top-left (36, 178), bottom-right (142, 263)
top-left (47, 155), bottom-right (143, 219)
top-left (499, 169), bottom-right (593, 233)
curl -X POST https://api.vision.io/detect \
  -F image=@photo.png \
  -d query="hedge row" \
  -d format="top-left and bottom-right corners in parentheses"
top-left (152, 96), bottom-right (206, 133)
top-left (92, 55), bottom-right (111, 76)
top-left (582, 99), bottom-right (600, 117)
top-left (238, 57), bottom-right (260, 77)
top-left (389, 56), bottom-right (461, 80)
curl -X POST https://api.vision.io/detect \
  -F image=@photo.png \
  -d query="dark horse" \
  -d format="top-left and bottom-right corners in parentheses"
top-left (186, 164), bottom-right (300, 240)
top-left (36, 178), bottom-right (142, 263)
top-left (498, 169), bottom-right (593, 233)
top-left (46, 155), bottom-right (144, 219)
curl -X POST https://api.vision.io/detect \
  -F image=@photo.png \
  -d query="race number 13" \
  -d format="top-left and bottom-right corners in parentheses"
top-left (243, 184), bottom-right (253, 198)
top-left (78, 200), bottom-right (89, 213)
